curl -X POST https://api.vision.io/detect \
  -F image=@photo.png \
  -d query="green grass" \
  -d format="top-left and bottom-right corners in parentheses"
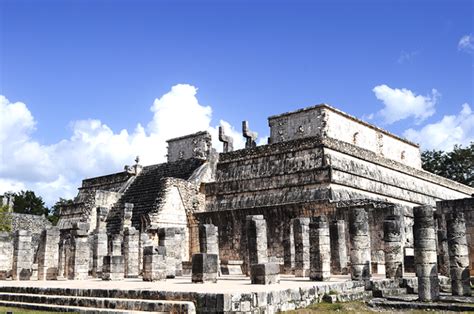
top-left (0, 307), bottom-right (74, 314)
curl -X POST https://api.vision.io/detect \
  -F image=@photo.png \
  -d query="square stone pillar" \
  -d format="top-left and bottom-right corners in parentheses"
top-left (283, 221), bottom-right (295, 274)
top-left (199, 224), bottom-right (219, 254)
top-left (309, 215), bottom-right (331, 281)
top-left (92, 207), bottom-right (108, 278)
top-left (124, 227), bottom-right (140, 278)
top-left (446, 210), bottom-right (471, 296)
top-left (142, 245), bottom-right (167, 281)
top-left (245, 215), bottom-right (268, 275)
top-left (435, 213), bottom-right (450, 277)
top-left (12, 230), bottom-right (33, 280)
top-left (159, 227), bottom-right (178, 278)
top-left (0, 232), bottom-right (13, 280)
top-left (329, 220), bottom-right (348, 275)
top-left (293, 218), bottom-right (310, 277)
top-left (250, 263), bottom-right (280, 285)
top-left (192, 253), bottom-right (218, 283)
top-left (349, 208), bottom-right (371, 286)
top-left (70, 223), bottom-right (90, 280)
top-left (102, 255), bottom-right (125, 281)
top-left (383, 214), bottom-right (404, 279)
top-left (38, 227), bottom-right (60, 280)
top-left (414, 205), bottom-right (440, 301)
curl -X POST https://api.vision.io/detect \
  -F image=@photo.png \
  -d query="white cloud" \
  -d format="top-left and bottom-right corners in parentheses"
top-left (404, 103), bottom-right (474, 151)
top-left (0, 84), bottom-right (244, 206)
top-left (458, 34), bottom-right (474, 53)
top-left (397, 50), bottom-right (419, 64)
top-left (372, 84), bottom-right (439, 124)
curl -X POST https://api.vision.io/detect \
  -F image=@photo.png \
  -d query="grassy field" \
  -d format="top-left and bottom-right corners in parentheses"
top-left (0, 307), bottom-right (74, 314)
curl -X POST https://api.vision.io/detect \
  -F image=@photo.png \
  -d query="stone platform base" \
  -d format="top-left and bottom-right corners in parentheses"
top-left (0, 274), bottom-right (372, 313)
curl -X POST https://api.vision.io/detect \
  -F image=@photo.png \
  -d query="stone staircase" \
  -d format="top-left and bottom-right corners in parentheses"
top-left (371, 278), bottom-right (408, 298)
top-left (0, 289), bottom-right (196, 313)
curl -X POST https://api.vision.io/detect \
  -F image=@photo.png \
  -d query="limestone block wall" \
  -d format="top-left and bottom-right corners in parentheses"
top-left (205, 138), bottom-right (331, 212)
top-left (268, 104), bottom-right (421, 168)
top-left (437, 198), bottom-right (474, 275)
top-left (0, 232), bottom-right (13, 279)
top-left (11, 213), bottom-right (53, 253)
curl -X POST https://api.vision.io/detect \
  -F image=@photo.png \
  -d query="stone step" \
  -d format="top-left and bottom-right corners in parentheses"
top-left (0, 300), bottom-right (152, 313)
top-left (323, 290), bottom-right (372, 303)
top-left (368, 297), bottom-right (474, 312)
top-left (0, 292), bottom-right (196, 313)
top-left (372, 287), bottom-right (407, 298)
top-left (371, 278), bottom-right (402, 290)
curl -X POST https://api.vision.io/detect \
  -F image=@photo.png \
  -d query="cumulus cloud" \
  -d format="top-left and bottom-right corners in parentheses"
top-left (0, 84), bottom-right (246, 206)
top-left (372, 84), bottom-right (439, 124)
top-left (404, 103), bottom-right (474, 151)
top-left (458, 34), bottom-right (474, 53)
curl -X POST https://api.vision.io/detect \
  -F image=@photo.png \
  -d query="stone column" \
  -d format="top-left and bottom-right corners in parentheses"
top-left (124, 227), bottom-right (139, 278)
top-left (0, 232), bottom-right (13, 280)
top-left (413, 205), bottom-right (439, 301)
top-left (383, 214), bottom-right (404, 279)
top-left (70, 223), bottom-right (90, 280)
top-left (92, 207), bottom-right (108, 277)
top-left (309, 215), bottom-right (331, 281)
top-left (142, 245), bottom-right (167, 281)
top-left (293, 218), bottom-right (310, 277)
top-left (192, 253), bottom-right (218, 283)
top-left (446, 210), bottom-right (471, 296)
top-left (102, 234), bottom-right (125, 280)
top-left (37, 227), bottom-right (60, 280)
top-left (349, 208), bottom-right (371, 284)
top-left (283, 221), bottom-right (295, 274)
top-left (199, 224), bottom-right (219, 254)
top-left (12, 230), bottom-right (33, 280)
top-left (245, 215), bottom-right (268, 274)
top-left (159, 227), bottom-right (178, 278)
top-left (329, 220), bottom-right (348, 275)
top-left (436, 213), bottom-right (450, 277)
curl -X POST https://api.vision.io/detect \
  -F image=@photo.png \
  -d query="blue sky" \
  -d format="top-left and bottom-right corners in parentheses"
top-left (0, 0), bottom-right (473, 205)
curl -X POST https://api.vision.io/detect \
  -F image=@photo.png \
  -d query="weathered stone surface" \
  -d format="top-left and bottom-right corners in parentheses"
top-left (250, 263), bottom-right (280, 285)
top-left (383, 215), bottom-right (403, 279)
top-left (192, 253), bottom-right (218, 283)
top-left (158, 227), bottom-right (180, 278)
top-left (102, 255), bottom-right (125, 280)
top-left (124, 227), bottom-right (139, 278)
top-left (349, 208), bottom-right (371, 284)
top-left (245, 215), bottom-right (268, 274)
top-left (446, 210), bottom-right (471, 296)
top-left (0, 232), bottom-right (13, 280)
top-left (12, 230), bottom-right (33, 280)
top-left (309, 215), bottom-right (331, 281)
top-left (142, 245), bottom-right (166, 281)
top-left (293, 218), bottom-right (310, 277)
top-left (283, 221), bottom-right (295, 274)
top-left (413, 205), bottom-right (439, 301)
top-left (329, 220), bottom-right (348, 275)
top-left (37, 228), bottom-right (60, 280)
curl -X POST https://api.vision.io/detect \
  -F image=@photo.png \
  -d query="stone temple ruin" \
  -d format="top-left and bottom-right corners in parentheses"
top-left (0, 104), bottom-right (473, 313)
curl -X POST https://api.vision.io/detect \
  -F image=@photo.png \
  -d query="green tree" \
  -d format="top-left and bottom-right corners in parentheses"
top-left (49, 198), bottom-right (73, 225)
top-left (0, 204), bottom-right (12, 232)
top-left (421, 143), bottom-right (473, 187)
top-left (12, 190), bottom-right (49, 216)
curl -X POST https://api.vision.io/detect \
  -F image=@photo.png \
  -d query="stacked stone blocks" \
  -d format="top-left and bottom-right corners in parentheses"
top-left (383, 214), bottom-right (404, 279)
top-left (446, 210), bottom-right (471, 296)
top-left (293, 218), bottom-right (310, 277)
top-left (413, 206), bottom-right (439, 301)
top-left (309, 215), bottom-right (331, 281)
top-left (12, 230), bottom-right (33, 280)
top-left (191, 253), bottom-right (218, 283)
top-left (142, 246), bottom-right (167, 281)
top-left (349, 208), bottom-right (371, 285)
top-left (37, 227), bottom-right (60, 280)
top-left (329, 219), bottom-right (348, 275)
